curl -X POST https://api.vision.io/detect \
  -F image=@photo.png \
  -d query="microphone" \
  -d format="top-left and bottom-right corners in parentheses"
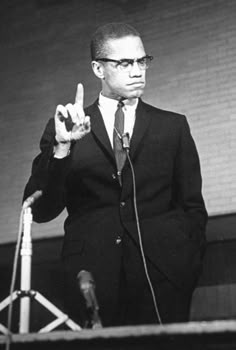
top-left (122, 132), bottom-right (130, 150)
top-left (22, 190), bottom-right (43, 210)
top-left (77, 270), bottom-right (102, 329)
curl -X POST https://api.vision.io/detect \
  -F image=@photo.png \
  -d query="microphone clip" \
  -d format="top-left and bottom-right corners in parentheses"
top-left (122, 132), bottom-right (130, 151)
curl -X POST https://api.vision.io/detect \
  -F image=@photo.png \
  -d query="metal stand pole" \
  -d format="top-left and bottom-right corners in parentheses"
top-left (0, 207), bottom-right (81, 334)
top-left (19, 207), bottom-right (32, 333)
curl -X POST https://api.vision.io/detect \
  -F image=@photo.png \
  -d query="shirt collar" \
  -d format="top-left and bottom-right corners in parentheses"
top-left (98, 93), bottom-right (138, 111)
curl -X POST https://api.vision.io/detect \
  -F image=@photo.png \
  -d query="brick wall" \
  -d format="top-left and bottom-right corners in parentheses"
top-left (0, 0), bottom-right (236, 243)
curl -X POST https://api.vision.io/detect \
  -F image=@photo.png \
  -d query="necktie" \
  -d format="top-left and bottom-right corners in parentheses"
top-left (113, 101), bottom-right (126, 185)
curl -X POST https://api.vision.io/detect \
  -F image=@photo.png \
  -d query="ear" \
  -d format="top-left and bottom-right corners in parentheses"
top-left (91, 61), bottom-right (105, 79)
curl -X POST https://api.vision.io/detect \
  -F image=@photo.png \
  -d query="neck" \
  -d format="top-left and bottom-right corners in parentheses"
top-left (100, 92), bottom-right (138, 105)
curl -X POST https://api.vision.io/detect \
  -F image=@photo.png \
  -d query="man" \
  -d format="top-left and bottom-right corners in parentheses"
top-left (23, 22), bottom-right (207, 327)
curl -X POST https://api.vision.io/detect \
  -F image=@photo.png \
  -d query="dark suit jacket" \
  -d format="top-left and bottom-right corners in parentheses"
top-left (24, 98), bottom-right (207, 305)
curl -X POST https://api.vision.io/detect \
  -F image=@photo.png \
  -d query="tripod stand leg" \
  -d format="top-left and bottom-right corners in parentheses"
top-left (0, 323), bottom-right (9, 335)
top-left (0, 291), bottom-right (19, 335)
top-left (0, 291), bottom-right (19, 313)
top-left (32, 291), bottom-right (81, 332)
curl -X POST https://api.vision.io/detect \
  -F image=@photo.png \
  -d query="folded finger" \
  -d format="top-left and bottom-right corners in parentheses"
top-left (66, 103), bottom-right (77, 123)
top-left (55, 104), bottom-right (68, 121)
top-left (84, 116), bottom-right (91, 130)
top-left (74, 103), bottom-right (85, 124)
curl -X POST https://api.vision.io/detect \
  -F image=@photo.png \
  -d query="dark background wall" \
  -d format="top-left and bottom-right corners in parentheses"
top-left (1, 0), bottom-right (236, 326)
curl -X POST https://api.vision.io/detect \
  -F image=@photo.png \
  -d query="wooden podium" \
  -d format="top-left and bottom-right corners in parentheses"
top-left (1, 320), bottom-right (236, 350)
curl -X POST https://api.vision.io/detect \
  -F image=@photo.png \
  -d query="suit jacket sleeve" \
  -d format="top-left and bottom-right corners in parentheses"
top-left (23, 118), bottom-right (70, 222)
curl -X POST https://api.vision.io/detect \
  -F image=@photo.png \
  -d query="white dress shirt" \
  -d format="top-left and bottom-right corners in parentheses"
top-left (98, 93), bottom-right (138, 149)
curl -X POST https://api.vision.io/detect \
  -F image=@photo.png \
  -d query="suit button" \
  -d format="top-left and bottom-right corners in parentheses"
top-left (120, 201), bottom-right (125, 208)
top-left (115, 236), bottom-right (122, 245)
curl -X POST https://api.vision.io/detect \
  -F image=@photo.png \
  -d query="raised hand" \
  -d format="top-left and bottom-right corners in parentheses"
top-left (54, 83), bottom-right (91, 144)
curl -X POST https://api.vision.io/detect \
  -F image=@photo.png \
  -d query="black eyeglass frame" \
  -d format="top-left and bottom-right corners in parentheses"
top-left (94, 55), bottom-right (153, 68)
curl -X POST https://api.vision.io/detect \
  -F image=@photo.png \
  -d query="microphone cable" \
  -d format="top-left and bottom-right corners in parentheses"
top-left (122, 133), bottom-right (162, 325)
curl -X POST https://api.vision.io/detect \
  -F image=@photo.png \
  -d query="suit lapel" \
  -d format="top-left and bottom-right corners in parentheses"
top-left (129, 99), bottom-right (153, 159)
top-left (86, 101), bottom-right (115, 162)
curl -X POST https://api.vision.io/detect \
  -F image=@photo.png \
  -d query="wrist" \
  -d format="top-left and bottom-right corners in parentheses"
top-left (53, 141), bottom-right (71, 158)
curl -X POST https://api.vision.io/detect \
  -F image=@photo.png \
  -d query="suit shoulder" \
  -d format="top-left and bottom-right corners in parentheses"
top-left (141, 100), bottom-right (186, 122)
top-left (84, 100), bottom-right (98, 115)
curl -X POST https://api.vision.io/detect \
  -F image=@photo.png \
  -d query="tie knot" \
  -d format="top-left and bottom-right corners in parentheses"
top-left (117, 100), bottom-right (124, 109)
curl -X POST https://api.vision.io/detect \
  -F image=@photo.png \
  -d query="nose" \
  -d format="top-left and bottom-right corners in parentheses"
top-left (129, 61), bottom-right (142, 77)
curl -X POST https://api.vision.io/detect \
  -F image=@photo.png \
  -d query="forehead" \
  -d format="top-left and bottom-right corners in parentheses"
top-left (105, 36), bottom-right (145, 58)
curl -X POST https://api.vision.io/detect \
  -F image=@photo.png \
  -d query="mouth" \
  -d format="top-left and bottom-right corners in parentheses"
top-left (127, 82), bottom-right (145, 87)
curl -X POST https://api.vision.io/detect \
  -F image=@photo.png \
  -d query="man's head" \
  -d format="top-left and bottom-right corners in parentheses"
top-left (90, 23), bottom-right (152, 101)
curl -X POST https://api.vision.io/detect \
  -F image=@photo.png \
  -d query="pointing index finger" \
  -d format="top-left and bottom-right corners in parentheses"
top-left (75, 83), bottom-right (84, 108)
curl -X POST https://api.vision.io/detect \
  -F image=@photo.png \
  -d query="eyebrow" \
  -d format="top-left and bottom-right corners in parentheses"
top-left (95, 55), bottom-right (152, 63)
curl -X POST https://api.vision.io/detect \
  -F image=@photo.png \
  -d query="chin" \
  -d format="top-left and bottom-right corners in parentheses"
top-left (128, 91), bottom-right (144, 99)
top-left (125, 88), bottom-right (144, 99)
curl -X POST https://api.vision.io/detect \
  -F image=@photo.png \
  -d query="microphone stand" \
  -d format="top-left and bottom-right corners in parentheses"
top-left (0, 207), bottom-right (81, 334)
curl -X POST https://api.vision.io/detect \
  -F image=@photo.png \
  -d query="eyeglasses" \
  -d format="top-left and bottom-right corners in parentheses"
top-left (95, 55), bottom-right (153, 71)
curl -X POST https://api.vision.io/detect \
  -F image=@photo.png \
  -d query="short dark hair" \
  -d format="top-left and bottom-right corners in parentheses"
top-left (90, 22), bottom-right (141, 60)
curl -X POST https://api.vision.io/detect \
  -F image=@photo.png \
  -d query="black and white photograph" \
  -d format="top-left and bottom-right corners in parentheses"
top-left (0, 1), bottom-right (236, 349)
